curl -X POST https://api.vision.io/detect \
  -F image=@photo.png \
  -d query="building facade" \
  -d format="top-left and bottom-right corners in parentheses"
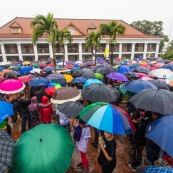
top-left (0, 17), bottom-right (162, 62)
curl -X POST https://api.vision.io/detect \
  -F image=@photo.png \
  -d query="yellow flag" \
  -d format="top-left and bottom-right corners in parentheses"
top-left (104, 45), bottom-right (109, 58)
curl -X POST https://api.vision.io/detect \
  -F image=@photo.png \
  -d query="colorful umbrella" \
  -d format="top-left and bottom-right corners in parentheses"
top-left (0, 130), bottom-right (15, 173)
top-left (94, 73), bottom-right (104, 79)
top-left (149, 69), bottom-right (173, 79)
top-left (81, 104), bottom-right (133, 134)
top-left (43, 66), bottom-right (54, 72)
top-left (47, 73), bottom-right (64, 81)
top-left (51, 87), bottom-right (81, 104)
top-left (83, 79), bottom-right (104, 88)
top-left (9, 124), bottom-right (75, 173)
top-left (19, 66), bottom-right (33, 75)
top-left (17, 75), bottom-right (34, 83)
top-left (0, 79), bottom-right (25, 94)
top-left (44, 83), bottom-right (61, 96)
top-left (0, 100), bottom-right (14, 123)
top-left (106, 72), bottom-right (128, 82)
top-left (63, 74), bottom-right (73, 83)
top-left (30, 68), bottom-right (42, 74)
top-left (28, 77), bottom-right (50, 86)
top-left (117, 65), bottom-right (131, 74)
top-left (71, 77), bottom-right (87, 84)
top-left (119, 83), bottom-right (135, 97)
top-left (22, 61), bottom-right (31, 65)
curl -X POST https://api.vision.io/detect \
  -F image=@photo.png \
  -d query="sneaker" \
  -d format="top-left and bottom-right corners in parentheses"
top-left (91, 142), bottom-right (98, 148)
top-left (76, 162), bottom-right (84, 169)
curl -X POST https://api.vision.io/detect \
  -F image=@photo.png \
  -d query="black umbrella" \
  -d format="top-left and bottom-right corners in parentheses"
top-left (96, 67), bottom-right (117, 75)
top-left (124, 72), bottom-right (139, 78)
top-left (149, 80), bottom-right (169, 90)
top-left (134, 66), bottom-right (150, 74)
top-left (52, 78), bottom-right (67, 86)
top-left (82, 83), bottom-right (119, 103)
top-left (129, 89), bottom-right (173, 115)
top-left (81, 73), bottom-right (96, 79)
top-left (57, 101), bottom-right (84, 118)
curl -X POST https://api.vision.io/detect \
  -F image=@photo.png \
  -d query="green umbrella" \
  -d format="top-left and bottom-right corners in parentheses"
top-left (9, 124), bottom-right (75, 173)
top-left (119, 83), bottom-right (135, 97)
top-left (94, 73), bottom-right (104, 79)
top-left (32, 63), bottom-right (39, 68)
top-left (79, 102), bottom-right (107, 122)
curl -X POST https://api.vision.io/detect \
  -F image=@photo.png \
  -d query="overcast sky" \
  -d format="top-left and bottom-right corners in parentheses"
top-left (0, 0), bottom-right (173, 40)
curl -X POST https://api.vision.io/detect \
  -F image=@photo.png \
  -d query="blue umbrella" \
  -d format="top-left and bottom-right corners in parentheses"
top-left (161, 64), bottom-right (173, 71)
top-left (71, 77), bottom-right (87, 84)
top-left (117, 65), bottom-right (131, 74)
top-left (143, 166), bottom-right (173, 173)
top-left (134, 66), bottom-right (150, 74)
top-left (83, 79), bottom-right (104, 88)
top-left (43, 66), bottom-right (54, 72)
top-left (124, 79), bottom-right (157, 93)
top-left (86, 104), bottom-right (133, 134)
top-left (146, 114), bottom-right (173, 157)
top-left (0, 67), bottom-right (4, 72)
top-left (19, 66), bottom-right (33, 75)
top-left (28, 77), bottom-right (50, 86)
top-left (0, 100), bottom-right (14, 123)
top-left (51, 78), bottom-right (67, 86)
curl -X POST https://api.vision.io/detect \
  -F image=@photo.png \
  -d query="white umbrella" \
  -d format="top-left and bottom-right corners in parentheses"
top-left (149, 69), bottom-right (173, 79)
top-left (30, 68), bottom-right (42, 74)
top-left (57, 62), bottom-right (67, 66)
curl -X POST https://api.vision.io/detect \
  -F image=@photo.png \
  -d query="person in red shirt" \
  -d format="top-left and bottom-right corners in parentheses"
top-left (39, 96), bottom-right (53, 124)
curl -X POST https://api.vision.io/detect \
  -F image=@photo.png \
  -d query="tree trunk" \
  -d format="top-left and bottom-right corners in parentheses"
top-left (52, 45), bottom-right (56, 73)
top-left (63, 45), bottom-right (65, 67)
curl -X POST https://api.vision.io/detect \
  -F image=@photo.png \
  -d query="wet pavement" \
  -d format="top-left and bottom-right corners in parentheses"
top-left (12, 117), bottom-right (134, 173)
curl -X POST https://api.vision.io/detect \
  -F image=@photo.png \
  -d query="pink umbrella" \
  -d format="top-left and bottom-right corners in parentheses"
top-left (0, 79), bottom-right (25, 94)
top-left (18, 75), bottom-right (34, 83)
top-left (141, 77), bottom-right (152, 81)
top-left (154, 63), bottom-right (165, 68)
top-left (136, 72), bottom-right (147, 78)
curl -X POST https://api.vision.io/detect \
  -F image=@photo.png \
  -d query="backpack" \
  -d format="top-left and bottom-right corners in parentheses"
top-left (73, 125), bottom-right (82, 142)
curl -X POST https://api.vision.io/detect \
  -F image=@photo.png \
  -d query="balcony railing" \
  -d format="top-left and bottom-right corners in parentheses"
top-left (37, 48), bottom-right (49, 53)
top-left (22, 48), bottom-right (34, 54)
top-left (135, 48), bottom-right (144, 52)
top-left (54, 48), bottom-right (64, 53)
top-left (147, 48), bottom-right (156, 52)
top-left (68, 48), bottom-right (78, 53)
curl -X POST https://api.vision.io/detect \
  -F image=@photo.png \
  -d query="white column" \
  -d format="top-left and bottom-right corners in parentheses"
top-left (64, 44), bottom-right (68, 61)
top-left (92, 48), bottom-right (95, 60)
top-left (33, 44), bottom-right (38, 61)
top-left (17, 43), bottom-right (23, 61)
top-left (79, 43), bottom-right (82, 61)
top-left (0, 44), bottom-right (7, 62)
top-left (131, 43), bottom-right (135, 60)
top-left (143, 43), bottom-right (148, 59)
top-left (49, 43), bottom-right (53, 58)
top-left (155, 43), bottom-right (160, 58)
top-left (118, 43), bottom-right (122, 58)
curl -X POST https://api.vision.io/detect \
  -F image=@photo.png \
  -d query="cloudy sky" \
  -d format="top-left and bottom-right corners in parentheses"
top-left (0, 0), bottom-right (173, 40)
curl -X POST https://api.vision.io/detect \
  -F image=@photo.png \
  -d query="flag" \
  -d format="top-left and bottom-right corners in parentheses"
top-left (104, 45), bottom-right (109, 58)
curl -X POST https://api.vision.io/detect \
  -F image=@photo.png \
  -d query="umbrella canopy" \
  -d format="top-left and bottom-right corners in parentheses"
top-left (134, 66), bottom-right (150, 74)
top-left (94, 73), bottom-right (104, 79)
top-left (28, 77), bottom-right (50, 86)
top-left (106, 72), bottom-right (128, 82)
top-left (117, 65), bottom-right (131, 74)
top-left (19, 66), bottom-right (33, 75)
top-left (129, 89), bottom-right (173, 115)
top-left (83, 79), bottom-right (104, 88)
top-left (119, 83), bottom-right (135, 97)
top-left (96, 67), bottom-right (117, 75)
top-left (43, 66), bottom-right (54, 72)
top-left (47, 73), bottom-right (64, 81)
top-left (124, 72), bottom-right (139, 78)
top-left (81, 104), bottom-right (133, 134)
top-left (149, 79), bottom-right (169, 90)
top-left (63, 74), bottom-right (73, 83)
top-left (82, 84), bottom-right (119, 103)
top-left (9, 124), bottom-right (75, 173)
top-left (47, 63), bottom-right (54, 67)
top-left (44, 83), bottom-right (61, 96)
top-left (17, 75), bottom-right (34, 83)
top-left (0, 67), bottom-right (4, 72)
top-left (124, 79), bottom-right (157, 93)
top-left (149, 69), bottom-right (173, 79)
top-left (161, 64), bottom-right (173, 71)
top-left (57, 62), bottom-right (67, 66)
top-left (0, 79), bottom-right (25, 94)
top-left (57, 101), bottom-right (84, 118)
top-left (0, 130), bottom-right (15, 173)
top-left (39, 62), bottom-right (47, 67)
top-left (51, 87), bottom-right (81, 104)
top-left (0, 100), bottom-right (14, 123)
top-left (143, 166), bottom-right (173, 173)
top-left (51, 78), bottom-right (67, 86)
top-left (22, 61), bottom-right (31, 65)
top-left (71, 77), bottom-right (87, 84)
top-left (30, 68), bottom-right (42, 74)
top-left (146, 114), bottom-right (173, 157)
top-left (9, 66), bottom-right (20, 71)
top-left (81, 73), bottom-right (96, 79)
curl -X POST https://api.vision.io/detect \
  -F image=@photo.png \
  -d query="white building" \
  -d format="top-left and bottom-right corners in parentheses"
top-left (0, 17), bottom-right (162, 62)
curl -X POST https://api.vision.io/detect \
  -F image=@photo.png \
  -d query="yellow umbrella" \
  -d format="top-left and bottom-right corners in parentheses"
top-left (63, 74), bottom-right (73, 83)
top-left (23, 61), bottom-right (31, 65)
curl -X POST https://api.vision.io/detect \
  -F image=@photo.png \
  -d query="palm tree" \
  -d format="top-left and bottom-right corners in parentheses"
top-left (99, 21), bottom-right (126, 66)
top-left (85, 32), bottom-right (101, 65)
top-left (31, 13), bottom-right (58, 71)
top-left (54, 30), bottom-right (72, 67)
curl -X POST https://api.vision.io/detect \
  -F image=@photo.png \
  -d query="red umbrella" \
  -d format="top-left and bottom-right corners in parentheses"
top-left (65, 64), bottom-right (74, 69)
top-left (18, 75), bottom-right (34, 83)
top-left (154, 63), bottom-right (165, 68)
top-left (113, 105), bottom-right (136, 132)
top-left (47, 63), bottom-right (54, 67)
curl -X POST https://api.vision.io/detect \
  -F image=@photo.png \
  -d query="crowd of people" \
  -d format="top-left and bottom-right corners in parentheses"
top-left (0, 59), bottom-right (173, 173)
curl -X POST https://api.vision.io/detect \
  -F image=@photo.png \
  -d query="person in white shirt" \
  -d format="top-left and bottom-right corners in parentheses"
top-left (56, 109), bottom-right (70, 131)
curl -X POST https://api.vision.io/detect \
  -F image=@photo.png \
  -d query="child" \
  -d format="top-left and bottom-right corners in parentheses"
top-left (76, 119), bottom-right (91, 172)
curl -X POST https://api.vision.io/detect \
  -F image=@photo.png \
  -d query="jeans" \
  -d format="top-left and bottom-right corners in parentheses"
top-left (21, 114), bottom-right (31, 133)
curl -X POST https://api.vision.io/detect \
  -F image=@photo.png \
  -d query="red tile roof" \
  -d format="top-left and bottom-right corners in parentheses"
top-left (0, 17), bottom-right (161, 39)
